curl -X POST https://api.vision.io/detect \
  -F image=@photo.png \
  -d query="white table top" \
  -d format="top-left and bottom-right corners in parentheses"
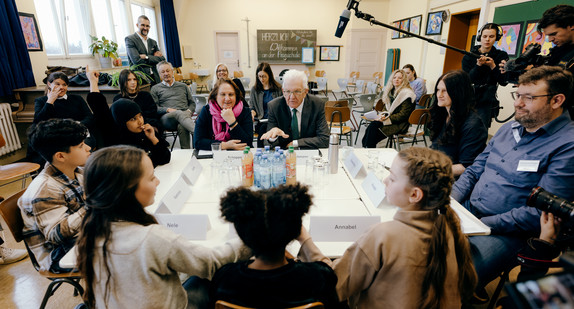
top-left (60, 147), bottom-right (489, 268)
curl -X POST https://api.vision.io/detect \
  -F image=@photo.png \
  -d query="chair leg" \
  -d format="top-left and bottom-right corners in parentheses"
top-left (39, 277), bottom-right (85, 309)
top-left (354, 119), bottom-right (364, 145)
top-left (487, 269), bottom-right (510, 309)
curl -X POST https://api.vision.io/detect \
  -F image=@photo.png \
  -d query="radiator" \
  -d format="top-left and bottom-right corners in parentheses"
top-left (0, 103), bottom-right (22, 156)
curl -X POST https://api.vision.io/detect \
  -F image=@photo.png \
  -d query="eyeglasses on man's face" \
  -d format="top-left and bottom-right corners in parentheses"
top-left (511, 92), bottom-right (554, 104)
top-left (283, 90), bottom-right (304, 97)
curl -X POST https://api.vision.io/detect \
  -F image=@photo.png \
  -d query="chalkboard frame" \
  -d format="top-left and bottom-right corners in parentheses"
top-left (257, 29), bottom-right (317, 64)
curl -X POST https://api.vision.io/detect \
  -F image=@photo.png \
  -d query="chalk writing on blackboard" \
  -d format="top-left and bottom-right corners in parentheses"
top-left (257, 30), bottom-right (317, 63)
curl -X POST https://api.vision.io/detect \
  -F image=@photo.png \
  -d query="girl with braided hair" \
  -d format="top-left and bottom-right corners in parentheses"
top-left (298, 147), bottom-right (477, 308)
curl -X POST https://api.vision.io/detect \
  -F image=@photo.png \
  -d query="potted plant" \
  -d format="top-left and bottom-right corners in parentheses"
top-left (89, 35), bottom-right (119, 69)
top-left (109, 64), bottom-right (154, 87)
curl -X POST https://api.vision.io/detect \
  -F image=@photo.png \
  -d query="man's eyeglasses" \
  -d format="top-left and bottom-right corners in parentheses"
top-left (511, 92), bottom-right (554, 104)
top-left (283, 90), bottom-right (304, 96)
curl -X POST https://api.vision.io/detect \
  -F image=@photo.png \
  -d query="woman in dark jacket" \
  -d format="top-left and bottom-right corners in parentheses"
top-left (428, 70), bottom-right (487, 177)
top-left (249, 62), bottom-right (282, 147)
top-left (110, 99), bottom-right (170, 167)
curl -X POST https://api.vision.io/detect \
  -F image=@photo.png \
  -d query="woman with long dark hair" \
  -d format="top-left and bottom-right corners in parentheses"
top-left (249, 62), bottom-right (282, 147)
top-left (114, 69), bottom-right (162, 133)
top-left (428, 70), bottom-right (488, 177)
top-left (76, 146), bottom-right (250, 308)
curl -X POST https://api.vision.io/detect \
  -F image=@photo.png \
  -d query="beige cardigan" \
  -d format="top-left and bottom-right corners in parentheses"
top-left (299, 210), bottom-right (462, 309)
top-left (92, 222), bottom-right (251, 309)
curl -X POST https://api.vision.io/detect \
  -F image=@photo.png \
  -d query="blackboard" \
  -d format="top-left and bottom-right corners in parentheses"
top-left (257, 30), bottom-right (317, 64)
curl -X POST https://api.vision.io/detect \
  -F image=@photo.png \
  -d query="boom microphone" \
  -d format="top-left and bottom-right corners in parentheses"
top-left (335, 9), bottom-right (351, 38)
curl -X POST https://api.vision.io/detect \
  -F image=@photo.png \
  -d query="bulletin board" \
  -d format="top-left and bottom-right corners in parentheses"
top-left (257, 30), bottom-right (317, 64)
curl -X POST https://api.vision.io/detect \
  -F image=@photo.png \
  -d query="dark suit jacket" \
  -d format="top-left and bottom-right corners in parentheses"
top-left (125, 33), bottom-right (166, 83)
top-left (266, 94), bottom-right (329, 149)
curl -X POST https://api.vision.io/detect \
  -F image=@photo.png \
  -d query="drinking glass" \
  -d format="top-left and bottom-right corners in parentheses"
top-left (368, 150), bottom-right (379, 171)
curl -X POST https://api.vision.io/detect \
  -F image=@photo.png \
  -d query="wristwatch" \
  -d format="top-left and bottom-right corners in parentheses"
top-left (145, 55), bottom-right (149, 60)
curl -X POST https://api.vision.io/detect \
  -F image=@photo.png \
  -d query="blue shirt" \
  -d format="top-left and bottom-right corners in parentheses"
top-left (452, 111), bottom-right (574, 235)
top-left (409, 78), bottom-right (427, 103)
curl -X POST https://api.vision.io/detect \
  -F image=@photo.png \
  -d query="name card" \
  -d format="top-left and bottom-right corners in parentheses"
top-left (155, 177), bottom-right (191, 214)
top-left (361, 172), bottom-right (386, 208)
top-left (344, 152), bottom-right (366, 179)
top-left (182, 156), bottom-right (203, 185)
top-left (295, 149), bottom-right (320, 165)
top-left (155, 214), bottom-right (211, 240)
top-left (217, 151), bottom-right (244, 165)
top-left (309, 216), bottom-right (381, 242)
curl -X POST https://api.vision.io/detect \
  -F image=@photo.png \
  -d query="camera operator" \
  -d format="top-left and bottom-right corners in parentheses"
top-left (463, 23), bottom-right (509, 128)
top-left (451, 66), bottom-right (574, 303)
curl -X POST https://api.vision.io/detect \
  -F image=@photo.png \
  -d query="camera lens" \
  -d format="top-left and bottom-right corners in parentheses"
top-left (527, 187), bottom-right (574, 220)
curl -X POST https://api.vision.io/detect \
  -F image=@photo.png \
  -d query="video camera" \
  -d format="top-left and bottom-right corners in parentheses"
top-left (504, 43), bottom-right (551, 84)
top-left (527, 187), bottom-right (574, 250)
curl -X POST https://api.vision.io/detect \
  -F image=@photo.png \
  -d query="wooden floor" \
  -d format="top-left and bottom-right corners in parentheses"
top-left (0, 179), bottom-right (83, 309)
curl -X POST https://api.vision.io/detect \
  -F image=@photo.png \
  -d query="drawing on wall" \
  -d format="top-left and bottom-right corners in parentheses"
top-left (319, 46), bottom-right (340, 61)
top-left (409, 15), bottom-right (422, 35)
top-left (391, 21), bottom-right (400, 39)
top-left (18, 12), bottom-right (43, 51)
top-left (521, 21), bottom-right (554, 56)
top-left (399, 19), bottom-right (410, 38)
top-left (425, 11), bottom-right (443, 35)
top-left (495, 23), bottom-right (523, 57)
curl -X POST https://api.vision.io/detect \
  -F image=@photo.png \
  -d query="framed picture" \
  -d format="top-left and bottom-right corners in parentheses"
top-left (409, 15), bottom-right (422, 36)
top-left (399, 19), bottom-right (410, 38)
top-left (425, 11), bottom-right (444, 36)
top-left (391, 21), bottom-right (400, 39)
top-left (302, 47), bottom-right (314, 64)
top-left (319, 46), bottom-right (340, 61)
top-left (521, 20), bottom-right (554, 56)
top-left (495, 22), bottom-right (523, 57)
top-left (18, 12), bottom-right (43, 51)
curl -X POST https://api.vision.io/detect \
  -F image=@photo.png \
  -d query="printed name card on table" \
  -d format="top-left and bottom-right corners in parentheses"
top-left (344, 152), bottom-right (366, 179)
top-left (361, 172), bottom-right (386, 208)
top-left (309, 216), bottom-right (381, 242)
top-left (182, 156), bottom-right (203, 185)
top-left (217, 151), bottom-right (244, 165)
top-left (155, 177), bottom-right (191, 215)
top-left (155, 214), bottom-right (211, 240)
top-left (295, 149), bottom-right (320, 165)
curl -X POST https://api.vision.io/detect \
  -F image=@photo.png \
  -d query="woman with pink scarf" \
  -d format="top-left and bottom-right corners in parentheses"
top-left (194, 78), bottom-right (253, 150)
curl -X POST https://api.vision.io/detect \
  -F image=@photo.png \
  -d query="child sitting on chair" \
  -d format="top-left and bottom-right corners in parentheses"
top-left (299, 147), bottom-right (477, 308)
top-left (209, 184), bottom-right (344, 308)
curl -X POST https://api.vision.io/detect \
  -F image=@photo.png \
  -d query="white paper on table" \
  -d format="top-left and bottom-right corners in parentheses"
top-left (344, 152), bottom-right (366, 179)
top-left (198, 150), bottom-right (212, 156)
top-left (182, 156), bottom-right (203, 185)
top-left (450, 199), bottom-right (491, 235)
top-left (155, 214), bottom-right (211, 240)
top-left (310, 216), bottom-right (381, 242)
top-left (361, 172), bottom-right (386, 208)
top-left (155, 177), bottom-right (191, 215)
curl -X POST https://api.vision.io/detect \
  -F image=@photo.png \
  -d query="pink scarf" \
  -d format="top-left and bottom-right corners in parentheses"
top-left (209, 100), bottom-right (244, 141)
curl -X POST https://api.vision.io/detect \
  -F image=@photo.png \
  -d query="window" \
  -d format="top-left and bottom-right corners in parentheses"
top-left (33, 0), bottom-right (157, 57)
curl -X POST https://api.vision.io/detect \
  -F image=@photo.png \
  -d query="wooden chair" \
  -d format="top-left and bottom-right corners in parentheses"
top-left (418, 93), bottom-right (432, 108)
top-left (311, 77), bottom-right (328, 99)
top-left (315, 70), bottom-right (326, 77)
top-left (233, 71), bottom-right (244, 78)
top-left (373, 72), bottom-right (383, 86)
top-left (215, 300), bottom-right (324, 309)
top-left (325, 101), bottom-right (352, 146)
top-left (331, 78), bottom-right (349, 100)
top-left (388, 108), bottom-right (430, 150)
top-left (0, 190), bottom-right (84, 309)
top-left (347, 71), bottom-right (360, 89)
top-left (0, 133), bottom-right (41, 190)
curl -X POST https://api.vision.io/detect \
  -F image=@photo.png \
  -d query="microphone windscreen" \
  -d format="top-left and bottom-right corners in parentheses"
top-left (335, 10), bottom-right (351, 38)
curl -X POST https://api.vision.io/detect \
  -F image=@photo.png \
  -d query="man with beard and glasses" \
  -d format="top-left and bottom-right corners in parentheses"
top-left (451, 66), bottom-right (574, 303)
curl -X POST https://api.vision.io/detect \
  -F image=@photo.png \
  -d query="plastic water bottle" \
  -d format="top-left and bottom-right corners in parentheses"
top-left (264, 145), bottom-right (271, 156)
top-left (260, 154), bottom-right (271, 189)
top-left (286, 146), bottom-right (297, 185)
top-left (272, 153), bottom-right (284, 187)
top-left (275, 146), bottom-right (281, 154)
top-left (253, 151), bottom-right (262, 188)
top-left (242, 148), bottom-right (253, 187)
top-left (279, 150), bottom-right (287, 184)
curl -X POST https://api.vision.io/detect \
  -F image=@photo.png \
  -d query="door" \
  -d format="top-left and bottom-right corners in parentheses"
top-left (443, 10), bottom-right (480, 73)
top-left (215, 32), bottom-right (241, 76)
top-left (347, 29), bottom-right (386, 81)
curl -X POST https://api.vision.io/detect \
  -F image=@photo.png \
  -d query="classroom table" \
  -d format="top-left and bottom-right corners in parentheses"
top-left (60, 147), bottom-right (489, 267)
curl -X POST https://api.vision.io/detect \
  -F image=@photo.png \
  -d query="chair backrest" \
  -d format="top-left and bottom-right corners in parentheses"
top-left (190, 82), bottom-right (198, 95)
top-left (358, 94), bottom-right (376, 111)
top-left (336, 78), bottom-right (348, 91)
top-left (408, 108), bottom-right (430, 126)
top-left (189, 72), bottom-right (199, 80)
top-left (350, 71), bottom-right (360, 81)
top-left (276, 76), bottom-right (283, 85)
top-left (354, 80), bottom-right (365, 93)
top-left (233, 71), bottom-right (244, 78)
top-left (325, 106), bottom-right (351, 124)
top-left (239, 77), bottom-right (251, 89)
top-left (193, 95), bottom-right (208, 114)
top-left (0, 189), bottom-right (26, 242)
top-left (373, 72), bottom-right (383, 84)
top-left (316, 77), bottom-right (327, 88)
top-left (374, 99), bottom-right (384, 112)
top-left (0, 131), bottom-right (5, 148)
top-left (366, 81), bottom-right (378, 94)
top-left (418, 93), bottom-right (432, 108)
top-left (315, 70), bottom-right (325, 77)
top-left (215, 300), bottom-right (324, 309)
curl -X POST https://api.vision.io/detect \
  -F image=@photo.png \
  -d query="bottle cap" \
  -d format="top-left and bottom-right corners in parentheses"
top-left (330, 134), bottom-right (339, 145)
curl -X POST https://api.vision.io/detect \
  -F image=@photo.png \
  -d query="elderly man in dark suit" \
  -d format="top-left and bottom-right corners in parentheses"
top-left (125, 15), bottom-right (165, 84)
top-left (261, 70), bottom-right (329, 149)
